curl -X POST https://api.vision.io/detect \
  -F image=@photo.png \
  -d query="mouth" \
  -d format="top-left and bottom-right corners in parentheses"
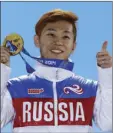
top-left (50, 49), bottom-right (64, 54)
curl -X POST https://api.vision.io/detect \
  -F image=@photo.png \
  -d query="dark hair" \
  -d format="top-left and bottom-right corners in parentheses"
top-left (35, 9), bottom-right (78, 41)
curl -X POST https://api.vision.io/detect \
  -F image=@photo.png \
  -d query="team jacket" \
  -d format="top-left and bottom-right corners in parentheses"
top-left (1, 59), bottom-right (112, 133)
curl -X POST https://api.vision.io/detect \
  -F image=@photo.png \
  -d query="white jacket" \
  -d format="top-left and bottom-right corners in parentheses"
top-left (1, 62), bottom-right (112, 133)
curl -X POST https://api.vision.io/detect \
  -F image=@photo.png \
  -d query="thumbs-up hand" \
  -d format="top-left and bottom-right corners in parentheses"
top-left (96, 41), bottom-right (112, 68)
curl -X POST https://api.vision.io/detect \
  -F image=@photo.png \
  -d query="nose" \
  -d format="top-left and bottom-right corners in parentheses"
top-left (54, 39), bottom-right (63, 46)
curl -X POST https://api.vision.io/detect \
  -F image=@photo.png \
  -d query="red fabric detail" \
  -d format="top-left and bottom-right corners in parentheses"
top-left (58, 97), bottom-right (95, 126)
top-left (12, 97), bottom-right (95, 127)
top-left (13, 98), bottom-right (54, 127)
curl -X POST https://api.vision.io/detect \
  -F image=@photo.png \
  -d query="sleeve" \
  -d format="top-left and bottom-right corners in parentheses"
top-left (1, 63), bottom-right (15, 128)
top-left (93, 66), bottom-right (112, 132)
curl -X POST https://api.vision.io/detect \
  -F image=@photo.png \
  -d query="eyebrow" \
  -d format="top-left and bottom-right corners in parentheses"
top-left (64, 30), bottom-right (71, 34)
top-left (47, 28), bottom-right (56, 32)
top-left (46, 28), bottom-right (71, 34)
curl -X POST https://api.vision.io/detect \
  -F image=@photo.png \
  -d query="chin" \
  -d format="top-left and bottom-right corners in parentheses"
top-left (41, 54), bottom-right (68, 60)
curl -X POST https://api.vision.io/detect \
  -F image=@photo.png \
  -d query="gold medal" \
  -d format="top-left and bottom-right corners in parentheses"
top-left (3, 33), bottom-right (24, 56)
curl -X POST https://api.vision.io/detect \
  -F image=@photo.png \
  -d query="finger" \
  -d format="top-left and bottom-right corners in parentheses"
top-left (0, 47), bottom-right (10, 54)
top-left (0, 56), bottom-right (9, 63)
top-left (97, 61), bottom-right (108, 67)
top-left (0, 46), bottom-right (10, 53)
top-left (97, 56), bottom-right (111, 61)
top-left (96, 52), bottom-right (109, 58)
top-left (0, 52), bottom-right (10, 61)
top-left (103, 60), bottom-right (112, 64)
top-left (1, 54), bottom-right (9, 60)
top-left (0, 51), bottom-right (10, 57)
top-left (97, 58), bottom-right (112, 66)
top-left (97, 60), bottom-right (105, 66)
top-left (97, 59), bottom-right (111, 64)
top-left (101, 41), bottom-right (108, 52)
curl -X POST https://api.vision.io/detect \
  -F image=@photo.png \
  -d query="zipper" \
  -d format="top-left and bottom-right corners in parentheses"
top-left (53, 81), bottom-right (58, 126)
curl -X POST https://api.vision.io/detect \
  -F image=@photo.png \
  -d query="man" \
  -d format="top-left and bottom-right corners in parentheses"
top-left (1, 9), bottom-right (112, 133)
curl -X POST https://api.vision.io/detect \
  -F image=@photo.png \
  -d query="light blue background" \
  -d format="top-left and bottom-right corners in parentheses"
top-left (1, 1), bottom-right (112, 133)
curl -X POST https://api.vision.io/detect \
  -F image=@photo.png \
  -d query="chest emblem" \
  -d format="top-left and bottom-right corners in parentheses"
top-left (28, 88), bottom-right (44, 94)
top-left (64, 84), bottom-right (83, 94)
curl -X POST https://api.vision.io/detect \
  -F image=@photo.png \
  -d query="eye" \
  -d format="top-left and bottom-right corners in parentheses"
top-left (47, 33), bottom-right (55, 37)
top-left (63, 36), bottom-right (70, 39)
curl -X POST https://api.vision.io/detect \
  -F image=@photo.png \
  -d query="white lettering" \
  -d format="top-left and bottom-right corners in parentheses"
top-left (33, 102), bottom-right (43, 121)
top-left (59, 102), bottom-right (68, 121)
top-left (22, 101), bottom-right (85, 123)
top-left (44, 102), bottom-right (53, 121)
top-left (69, 102), bottom-right (74, 121)
top-left (75, 102), bottom-right (85, 121)
top-left (45, 61), bottom-right (56, 65)
top-left (23, 102), bottom-right (31, 122)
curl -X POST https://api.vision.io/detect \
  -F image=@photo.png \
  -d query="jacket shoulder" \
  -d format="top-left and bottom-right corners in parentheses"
top-left (7, 73), bottom-right (36, 88)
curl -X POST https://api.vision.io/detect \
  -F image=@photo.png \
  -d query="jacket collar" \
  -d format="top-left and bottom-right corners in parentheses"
top-left (34, 58), bottom-right (74, 81)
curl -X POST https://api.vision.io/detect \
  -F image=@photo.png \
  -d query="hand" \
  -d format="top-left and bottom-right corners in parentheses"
top-left (0, 46), bottom-right (10, 66)
top-left (96, 41), bottom-right (112, 68)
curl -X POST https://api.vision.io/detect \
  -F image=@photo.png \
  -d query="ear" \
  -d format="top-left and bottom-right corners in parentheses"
top-left (72, 41), bottom-right (76, 52)
top-left (34, 35), bottom-right (40, 48)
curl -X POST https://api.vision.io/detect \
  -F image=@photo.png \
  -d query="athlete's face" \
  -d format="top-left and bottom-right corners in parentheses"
top-left (34, 20), bottom-right (76, 60)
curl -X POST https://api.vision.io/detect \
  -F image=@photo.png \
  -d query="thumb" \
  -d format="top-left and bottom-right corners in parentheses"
top-left (101, 41), bottom-right (108, 52)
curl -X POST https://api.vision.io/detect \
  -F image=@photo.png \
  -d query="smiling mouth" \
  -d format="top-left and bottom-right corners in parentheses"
top-left (51, 49), bottom-right (64, 54)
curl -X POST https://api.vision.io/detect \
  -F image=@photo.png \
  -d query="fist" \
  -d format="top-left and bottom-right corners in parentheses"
top-left (96, 41), bottom-right (112, 68)
top-left (0, 46), bottom-right (10, 66)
